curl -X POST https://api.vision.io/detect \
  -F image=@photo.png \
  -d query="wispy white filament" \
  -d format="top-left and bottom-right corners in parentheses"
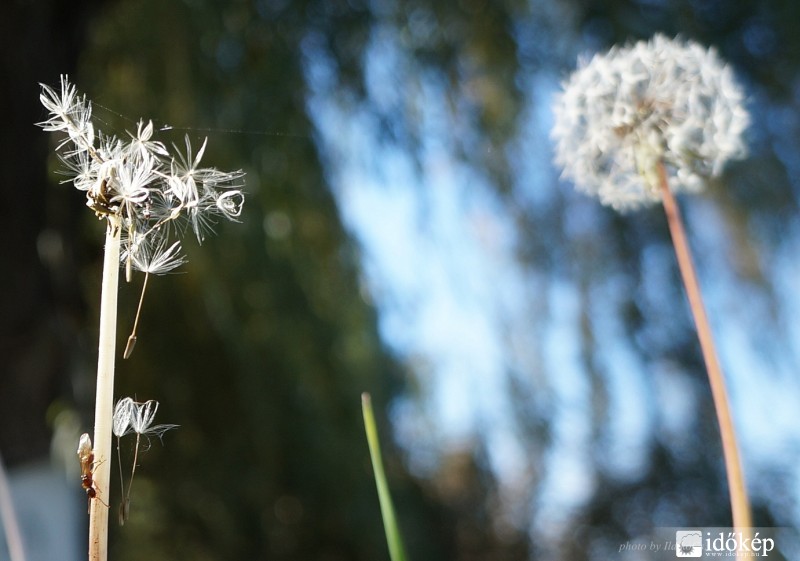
top-left (551, 34), bottom-right (750, 211)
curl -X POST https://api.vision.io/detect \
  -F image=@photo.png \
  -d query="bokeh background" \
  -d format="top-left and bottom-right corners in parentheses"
top-left (3, 0), bottom-right (800, 560)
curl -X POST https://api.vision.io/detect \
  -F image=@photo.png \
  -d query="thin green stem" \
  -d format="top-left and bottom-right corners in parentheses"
top-left (89, 217), bottom-right (121, 561)
top-left (362, 393), bottom-right (408, 561)
top-left (657, 162), bottom-right (751, 531)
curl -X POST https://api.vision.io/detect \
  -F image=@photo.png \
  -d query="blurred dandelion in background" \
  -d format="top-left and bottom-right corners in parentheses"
top-left (551, 33), bottom-right (753, 530)
top-left (551, 34), bottom-right (749, 211)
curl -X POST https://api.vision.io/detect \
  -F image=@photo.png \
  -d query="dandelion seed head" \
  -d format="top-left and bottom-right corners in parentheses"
top-left (127, 120), bottom-right (169, 160)
top-left (113, 397), bottom-right (179, 440)
top-left (113, 397), bottom-right (135, 437)
top-left (551, 34), bottom-right (749, 211)
top-left (216, 189), bottom-right (245, 219)
top-left (124, 237), bottom-right (187, 275)
top-left (37, 76), bottom-right (246, 270)
top-left (130, 400), bottom-right (159, 434)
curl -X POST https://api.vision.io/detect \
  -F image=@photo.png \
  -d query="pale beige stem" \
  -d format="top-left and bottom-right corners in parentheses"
top-left (657, 162), bottom-right (751, 531)
top-left (0, 451), bottom-right (26, 561)
top-left (89, 217), bottom-right (121, 561)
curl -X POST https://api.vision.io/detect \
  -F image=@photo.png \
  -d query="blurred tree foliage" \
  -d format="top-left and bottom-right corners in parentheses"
top-left (6, 0), bottom-right (800, 559)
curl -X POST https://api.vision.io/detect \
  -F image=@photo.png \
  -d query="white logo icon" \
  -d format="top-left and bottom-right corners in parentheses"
top-left (675, 530), bottom-right (703, 557)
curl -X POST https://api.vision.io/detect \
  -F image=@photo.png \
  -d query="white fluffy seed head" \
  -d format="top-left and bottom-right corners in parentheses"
top-left (37, 76), bottom-right (246, 272)
top-left (551, 34), bottom-right (750, 211)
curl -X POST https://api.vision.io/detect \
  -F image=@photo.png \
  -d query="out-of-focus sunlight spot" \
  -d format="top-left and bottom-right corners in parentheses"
top-left (652, 361), bottom-right (701, 458)
top-left (263, 211), bottom-right (292, 240)
top-left (535, 282), bottom-right (595, 523)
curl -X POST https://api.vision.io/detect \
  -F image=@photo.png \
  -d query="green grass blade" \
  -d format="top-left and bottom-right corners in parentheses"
top-left (361, 393), bottom-right (409, 561)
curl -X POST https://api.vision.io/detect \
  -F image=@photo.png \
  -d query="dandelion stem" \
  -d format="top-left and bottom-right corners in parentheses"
top-left (116, 435), bottom-right (125, 524)
top-left (657, 161), bottom-right (751, 531)
top-left (124, 271), bottom-right (149, 359)
top-left (124, 433), bottom-right (142, 522)
top-left (89, 217), bottom-right (121, 561)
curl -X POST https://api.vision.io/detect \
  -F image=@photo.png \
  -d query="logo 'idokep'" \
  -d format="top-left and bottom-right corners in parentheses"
top-left (675, 530), bottom-right (702, 557)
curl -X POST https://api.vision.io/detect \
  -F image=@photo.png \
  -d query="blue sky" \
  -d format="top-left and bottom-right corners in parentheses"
top-left (303, 22), bottom-right (800, 538)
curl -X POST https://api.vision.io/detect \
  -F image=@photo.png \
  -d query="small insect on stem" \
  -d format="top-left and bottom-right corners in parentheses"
top-left (86, 178), bottom-right (119, 218)
top-left (77, 433), bottom-right (108, 512)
